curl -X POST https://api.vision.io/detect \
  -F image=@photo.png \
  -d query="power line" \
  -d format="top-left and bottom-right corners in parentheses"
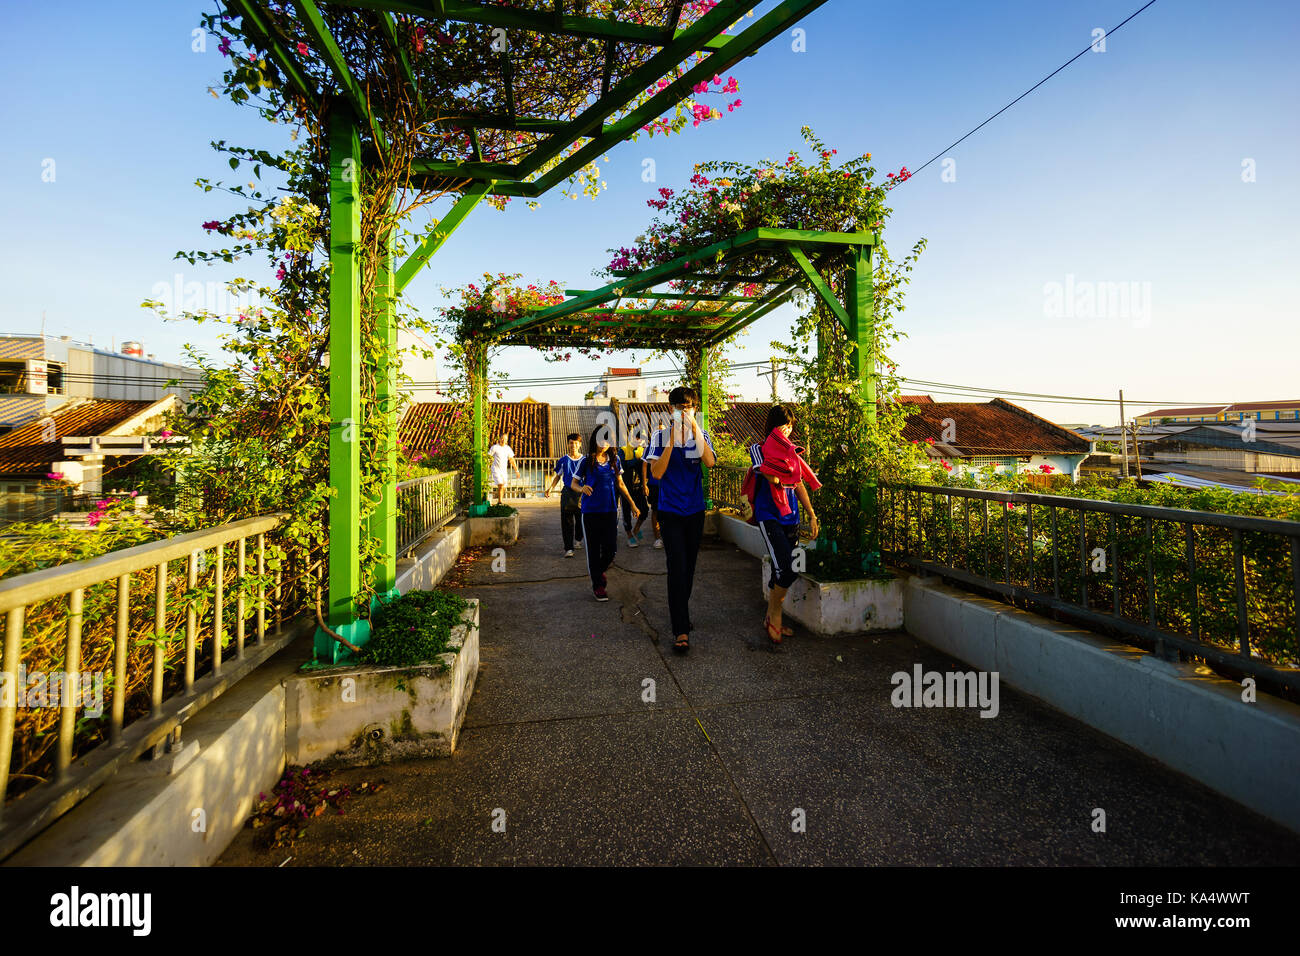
top-left (896, 0), bottom-right (1160, 183)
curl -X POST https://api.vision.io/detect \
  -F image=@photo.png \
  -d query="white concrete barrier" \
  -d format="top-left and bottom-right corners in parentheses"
top-left (902, 574), bottom-right (1300, 835)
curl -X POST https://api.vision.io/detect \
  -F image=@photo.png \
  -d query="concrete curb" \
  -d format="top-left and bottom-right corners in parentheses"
top-left (902, 573), bottom-right (1300, 835)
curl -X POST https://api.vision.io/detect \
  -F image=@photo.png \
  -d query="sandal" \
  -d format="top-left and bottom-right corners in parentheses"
top-left (764, 616), bottom-right (784, 647)
top-left (672, 634), bottom-right (690, 654)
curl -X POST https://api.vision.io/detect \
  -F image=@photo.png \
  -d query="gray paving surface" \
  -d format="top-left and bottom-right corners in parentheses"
top-left (218, 500), bottom-right (1300, 866)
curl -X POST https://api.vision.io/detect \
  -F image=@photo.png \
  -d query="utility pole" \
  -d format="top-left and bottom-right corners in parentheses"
top-left (758, 356), bottom-right (781, 404)
top-left (1131, 420), bottom-right (1143, 480)
top-left (1119, 389), bottom-right (1129, 478)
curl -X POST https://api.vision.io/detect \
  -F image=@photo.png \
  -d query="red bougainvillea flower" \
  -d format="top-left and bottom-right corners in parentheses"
top-left (296, 41), bottom-right (308, 56)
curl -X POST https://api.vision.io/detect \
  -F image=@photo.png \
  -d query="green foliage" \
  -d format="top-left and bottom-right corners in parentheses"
top-left (360, 590), bottom-right (472, 670)
top-left (881, 479), bottom-right (1299, 668)
top-left (482, 504), bottom-right (517, 517)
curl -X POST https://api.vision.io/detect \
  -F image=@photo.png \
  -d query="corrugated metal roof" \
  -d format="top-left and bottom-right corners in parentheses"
top-left (549, 405), bottom-right (612, 458)
top-left (902, 398), bottom-right (1090, 456)
top-left (398, 402), bottom-right (551, 459)
top-left (0, 399), bottom-right (159, 475)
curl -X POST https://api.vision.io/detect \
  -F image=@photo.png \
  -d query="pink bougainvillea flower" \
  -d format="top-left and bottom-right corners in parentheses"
top-left (46, 471), bottom-right (65, 481)
top-left (296, 41), bottom-right (309, 56)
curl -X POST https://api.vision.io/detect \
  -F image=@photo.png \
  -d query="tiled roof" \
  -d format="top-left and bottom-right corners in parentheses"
top-left (614, 400), bottom-right (804, 448)
top-left (902, 399), bottom-right (1090, 457)
top-left (0, 399), bottom-right (159, 475)
top-left (398, 402), bottom-right (551, 459)
top-left (898, 394), bottom-right (934, 404)
top-left (606, 367), bottom-right (640, 377)
top-left (1224, 400), bottom-right (1300, 412)
top-left (1137, 405), bottom-right (1227, 419)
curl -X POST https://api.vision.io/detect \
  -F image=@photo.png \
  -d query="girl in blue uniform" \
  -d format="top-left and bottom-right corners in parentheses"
top-left (572, 425), bottom-right (641, 602)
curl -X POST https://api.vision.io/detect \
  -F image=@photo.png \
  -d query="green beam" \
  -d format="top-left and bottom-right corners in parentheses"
top-left (318, 106), bottom-right (370, 661)
top-left (330, 0), bottom-right (743, 47)
top-left (227, 0), bottom-right (321, 103)
top-left (574, 308), bottom-right (738, 318)
top-left (370, 227), bottom-right (398, 604)
top-left (472, 354), bottom-right (486, 509)
top-left (526, 0), bottom-right (829, 191)
top-left (565, 290), bottom-right (763, 302)
top-left (519, 0), bottom-right (754, 179)
top-left (395, 182), bottom-right (492, 292)
top-left (788, 245), bottom-right (850, 331)
top-left (376, 9), bottom-right (424, 113)
top-left (293, 0), bottom-right (390, 159)
top-left (845, 229), bottom-right (878, 566)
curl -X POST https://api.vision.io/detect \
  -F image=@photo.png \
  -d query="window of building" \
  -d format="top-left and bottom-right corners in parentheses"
top-left (47, 362), bottom-right (64, 395)
top-left (0, 362), bottom-right (25, 394)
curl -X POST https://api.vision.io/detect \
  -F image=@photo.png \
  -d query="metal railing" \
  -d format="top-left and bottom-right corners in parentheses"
top-left (709, 464), bottom-right (747, 514)
top-left (397, 471), bottom-right (462, 557)
top-left (0, 514), bottom-right (316, 859)
top-left (881, 484), bottom-right (1300, 695)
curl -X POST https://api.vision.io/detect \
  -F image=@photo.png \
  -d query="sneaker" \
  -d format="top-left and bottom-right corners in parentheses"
top-left (628, 535), bottom-right (639, 547)
top-left (575, 539), bottom-right (583, 549)
top-left (594, 587), bottom-right (609, 602)
top-left (653, 538), bottom-right (663, 550)
top-left (565, 549), bottom-right (574, 558)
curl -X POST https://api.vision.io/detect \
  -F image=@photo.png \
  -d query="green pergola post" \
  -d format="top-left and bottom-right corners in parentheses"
top-left (470, 348), bottom-right (488, 515)
top-left (846, 230), bottom-right (879, 571)
top-left (370, 225), bottom-right (399, 606)
top-left (316, 106), bottom-right (370, 662)
top-left (697, 343), bottom-right (711, 507)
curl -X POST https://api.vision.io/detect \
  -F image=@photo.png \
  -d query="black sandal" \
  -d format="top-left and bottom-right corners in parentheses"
top-left (672, 634), bottom-right (690, 654)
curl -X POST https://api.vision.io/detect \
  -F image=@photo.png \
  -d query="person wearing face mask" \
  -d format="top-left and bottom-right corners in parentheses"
top-left (743, 405), bottom-right (820, 649)
top-left (646, 386), bottom-right (715, 654)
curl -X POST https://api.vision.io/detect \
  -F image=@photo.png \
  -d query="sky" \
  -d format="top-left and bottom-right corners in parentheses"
top-left (1, 0), bottom-right (1297, 426)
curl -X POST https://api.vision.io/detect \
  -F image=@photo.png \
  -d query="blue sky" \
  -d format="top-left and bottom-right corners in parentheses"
top-left (1, 0), bottom-right (1297, 425)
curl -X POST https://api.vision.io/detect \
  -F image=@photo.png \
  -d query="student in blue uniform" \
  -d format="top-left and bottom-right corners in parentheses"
top-left (646, 386), bottom-right (715, 652)
top-left (545, 432), bottom-right (586, 556)
top-left (572, 425), bottom-right (641, 602)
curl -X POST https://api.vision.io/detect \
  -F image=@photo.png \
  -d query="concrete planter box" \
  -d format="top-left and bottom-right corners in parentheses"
top-left (468, 511), bottom-right (519, 546)
top-left (761, 558), bottom-right (903, 635)
top-left (284, 600), bottom-right (480, 766)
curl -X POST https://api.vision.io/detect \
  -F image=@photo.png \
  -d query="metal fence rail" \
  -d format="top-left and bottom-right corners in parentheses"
top-left (881, 484), bottom-right (1300, 695)
top-left (397, 472), bottom-right (462, 557)
top-left (710, 464), bottom-right (747, 515)
top-left (0, 514), bottom-right (315, 859)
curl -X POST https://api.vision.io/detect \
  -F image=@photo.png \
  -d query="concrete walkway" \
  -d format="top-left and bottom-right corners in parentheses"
top-left (219, 500), bottom-right (1300, 866)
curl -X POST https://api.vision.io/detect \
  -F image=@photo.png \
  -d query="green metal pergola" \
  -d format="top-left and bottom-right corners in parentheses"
top-left (479, 224), bottom-right (881, 551)
top-left (224, 0), bottom-right (831, 660)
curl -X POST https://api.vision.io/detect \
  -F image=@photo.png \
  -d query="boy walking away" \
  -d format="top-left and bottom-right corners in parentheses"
top-left (620, 434), bottom-right (650, 547)
top-left (572, 425), bottom-right (641, 602)
top-left (545, 432), bottom-right (585, 556)
top-left (646, 386), bottom-right (715, 652)
top-left (488, 431), bottom-right (520, 506)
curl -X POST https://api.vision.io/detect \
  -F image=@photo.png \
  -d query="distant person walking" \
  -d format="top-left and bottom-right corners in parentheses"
top-left (545, 432), bottom-right (585, 556)
top-left (488, 431), bottom-right (520, 506)
top-left (620, 434), bottom-right (650, 547)
top-left (743, 405), bottom-right (820, 648)
top-left (646, 386), bottom-right (715, 653)
top-left (572, 425), bottom-right (641, 602)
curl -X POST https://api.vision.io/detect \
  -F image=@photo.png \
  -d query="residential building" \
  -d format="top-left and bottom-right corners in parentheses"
top-left (1135, 400), bottom-right (1300, 425)
top-left (0, 333), bottom-right (203, 433)
top-left (901, 398), bottom-right (1093, 481)
top-left (584, 367), bottom-right (668, 406)
top-left (0, 396), bottom-right (181, 523)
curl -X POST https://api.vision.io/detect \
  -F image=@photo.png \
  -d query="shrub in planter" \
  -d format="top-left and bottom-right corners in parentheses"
top-left (360, 590), bottom-right (471, 670)
top-left (483, 503), bottom-right (516, 517)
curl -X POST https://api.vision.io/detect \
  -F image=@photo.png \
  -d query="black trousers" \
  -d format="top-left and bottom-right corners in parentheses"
top-left (657, 510), bottom-right (705, 637)
top-left (560, 501), bottom-right (584, 550)
top-left (581, 511), bottom-right (618, 588)
top-left (621, 484), bottom-right (648, 533)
